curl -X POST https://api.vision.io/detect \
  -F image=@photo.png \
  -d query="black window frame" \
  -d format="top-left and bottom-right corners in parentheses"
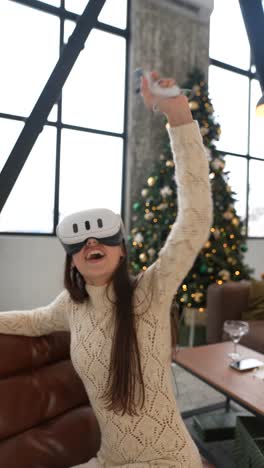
top-left (0, 0), bottom-right (130, 237)
top-left (209, 52), bottom-right (264, 240)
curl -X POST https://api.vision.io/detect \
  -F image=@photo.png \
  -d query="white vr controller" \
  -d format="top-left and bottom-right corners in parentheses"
top-left (134, 68), bottom-right (189, 98)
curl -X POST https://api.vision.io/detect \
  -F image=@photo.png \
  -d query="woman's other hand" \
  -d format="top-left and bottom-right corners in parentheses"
top-left (140, 71), bottom-right (193, 128)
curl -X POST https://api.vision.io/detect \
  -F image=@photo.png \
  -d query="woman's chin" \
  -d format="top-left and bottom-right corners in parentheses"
top-left (84, 268), bottom-right (113, 286)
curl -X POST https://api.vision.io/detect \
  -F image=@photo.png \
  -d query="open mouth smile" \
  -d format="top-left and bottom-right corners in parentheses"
top-left (85, 250), bottom-right (106, 262)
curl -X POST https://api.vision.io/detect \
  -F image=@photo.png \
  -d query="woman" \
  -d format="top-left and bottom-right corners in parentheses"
top-left (0, 72), bottom-right (212, 467)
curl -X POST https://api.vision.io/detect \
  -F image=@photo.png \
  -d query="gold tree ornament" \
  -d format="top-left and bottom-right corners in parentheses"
top-left (147, 177), bottom-right (156, 187)
top-left (231, 217), bottom-right (240, 226)
top-left (139, 253), bottom-right (147, 263)
top-left (200, 127), bottom-right (209, 136)
top-left (211, 158), bottom-right (225, 170)
top-left (192, 292), bottom-right (204, 302)
top-left (218, 269), bottom-right (231, 281)
top-left (166, 160), bottom-right (174, 168)
top-left (133, 232), bottom-right (144, 243)
top-left (148, 248), bottom-right (156, 258)
top-left (144, 212), bottom-right (154, 221)
top-left (189, 100), bottom-right (199, 111)
top-left (160, 186), bottom-right (173, 197)
top-left (141, 188), bottom-right (149, 197)
top-left (192, 85), bottom-right (200, 92)
top-left (223, 211), bottom-right (234, 220)
top-left (213, 228), bottom-right (221, 240)
top-left (157, 203), bottom-right (168, 210)
top-left (205, 104), bottom-right (214, 113)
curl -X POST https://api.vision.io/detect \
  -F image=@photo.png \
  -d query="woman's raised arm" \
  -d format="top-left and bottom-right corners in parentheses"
top-left (139, 72), bottom-right (213, 303)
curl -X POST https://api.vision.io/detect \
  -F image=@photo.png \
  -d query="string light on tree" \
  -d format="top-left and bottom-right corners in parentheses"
top-left (232, 217), bottom-right (240, 226)
top-left (192, 292), bottom-right (204, 302)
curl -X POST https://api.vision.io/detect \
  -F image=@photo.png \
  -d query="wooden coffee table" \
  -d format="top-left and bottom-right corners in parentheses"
top-left (173, 342), bottom-right (264, 418)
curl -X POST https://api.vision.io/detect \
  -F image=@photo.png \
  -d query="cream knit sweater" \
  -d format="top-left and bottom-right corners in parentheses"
top-left (0, 121), bottom-right (212, 468)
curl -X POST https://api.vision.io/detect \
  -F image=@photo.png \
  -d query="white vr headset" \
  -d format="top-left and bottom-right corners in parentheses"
top-left (56, 208), bottom-right (125, 255)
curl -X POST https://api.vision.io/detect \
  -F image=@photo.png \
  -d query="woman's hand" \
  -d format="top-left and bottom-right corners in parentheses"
top-left (140, 71), bottom-right (193, 128)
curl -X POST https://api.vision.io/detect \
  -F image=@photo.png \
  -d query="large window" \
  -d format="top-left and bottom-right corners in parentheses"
top-left (0, 0), bottom-right (128, 234)
top-left (209, 0), bottom-right (264, 238)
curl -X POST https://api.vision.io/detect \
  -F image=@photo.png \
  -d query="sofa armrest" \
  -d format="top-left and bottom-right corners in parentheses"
top-left (206, 281), bottom-right (250, 344)
top-left (0, 332), bottom-right (70, 378)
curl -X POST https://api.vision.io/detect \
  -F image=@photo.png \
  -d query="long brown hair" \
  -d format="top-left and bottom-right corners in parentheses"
top-left (64, 248), bottom-right (145, 416)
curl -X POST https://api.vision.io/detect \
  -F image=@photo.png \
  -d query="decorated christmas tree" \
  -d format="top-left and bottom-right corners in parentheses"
top-left (128, 68), bottom-right (253, 312)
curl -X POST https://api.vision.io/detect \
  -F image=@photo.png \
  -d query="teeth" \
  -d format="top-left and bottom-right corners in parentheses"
top-left (87, 250), bottom-right (105, 260)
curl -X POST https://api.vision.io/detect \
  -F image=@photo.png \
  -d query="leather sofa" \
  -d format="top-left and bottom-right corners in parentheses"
top-left (206, 281), bottom-right (264, 353)
top-left (0, 331), bottom-right (214, 468)
top-left (0, 332), bottom-right (100, 468)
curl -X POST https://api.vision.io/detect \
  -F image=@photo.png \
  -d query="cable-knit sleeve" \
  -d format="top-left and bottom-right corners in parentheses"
top-left (140, 121), bottom-right (212, 305)
top-left (0, 290), bottom-right (70, 336)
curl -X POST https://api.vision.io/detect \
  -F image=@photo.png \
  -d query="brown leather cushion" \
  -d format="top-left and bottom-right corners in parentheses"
top-left (0, 406), bottom-right (100, 468)
top-left (243, 280), bottom-right (264, 321)
top-left (0, 332), bottom-right (91, 441)
top-left (206, 281), bottom-right (250, 344)
top-left (240, 320), bottom-right (264, 353)
top-left (0, 333), bottom-right (100, 468)
top-left (0, 332), bottom-right (70, 378)
top-left (0, 360), bottom-right (88, 441)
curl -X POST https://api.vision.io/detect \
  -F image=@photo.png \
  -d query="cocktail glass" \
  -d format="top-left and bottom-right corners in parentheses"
top-left (223, 320), bottom-right (249, 361)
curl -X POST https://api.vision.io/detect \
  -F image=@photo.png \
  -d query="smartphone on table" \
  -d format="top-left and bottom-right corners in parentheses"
top-left (230, 358), bottom-right (264, 371)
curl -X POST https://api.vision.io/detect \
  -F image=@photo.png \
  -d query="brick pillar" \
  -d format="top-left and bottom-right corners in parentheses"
top-left (124, 0), bottom-right (214, 229)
